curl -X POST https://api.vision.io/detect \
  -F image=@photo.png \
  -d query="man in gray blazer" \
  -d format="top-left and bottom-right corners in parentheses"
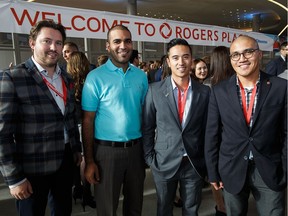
top-left (142, 38), bottom-right (210, 216)
top-left (0, 20), bottom-right (82, 216)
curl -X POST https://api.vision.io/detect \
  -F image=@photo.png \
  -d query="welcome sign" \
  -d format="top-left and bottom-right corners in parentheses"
top-left (0, 0), bottom-right (274, 51)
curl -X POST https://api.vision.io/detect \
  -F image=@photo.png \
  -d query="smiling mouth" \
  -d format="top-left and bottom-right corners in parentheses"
top-left (178, 67), bottom-right (186, 70)
top-left (48, 53), bottom-right (59, 59)
top-left (239, 64), bottom-right (250, 68)
top-left (118, 51), bottom-right (129, 56)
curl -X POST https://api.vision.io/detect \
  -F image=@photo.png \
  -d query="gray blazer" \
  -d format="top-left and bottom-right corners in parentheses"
top-left (142, 76), bottom-right (210, 179)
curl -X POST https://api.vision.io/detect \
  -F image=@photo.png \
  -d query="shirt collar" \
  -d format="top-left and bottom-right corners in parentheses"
top-left (171, 76), bottom-right (192, 90)
top-left (236, 73), bottom-right (260, 88)
top-left (106, 58), bottom-right (132, 73)
top-left (31, 56), bottom-right (61, 76)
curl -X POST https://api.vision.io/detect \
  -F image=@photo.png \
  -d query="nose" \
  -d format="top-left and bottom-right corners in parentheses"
top-left (178, 57), bottom-right (184, 64)
top-left (50, 42), bottom-right (57, 51)
top-left (119, 41), bottom-right (126, 49)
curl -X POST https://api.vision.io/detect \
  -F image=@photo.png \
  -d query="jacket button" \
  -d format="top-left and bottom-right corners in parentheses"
top-left (249, 137), bottom-right (253, 141)
top-left (243, 156), bottom-right (248, 160)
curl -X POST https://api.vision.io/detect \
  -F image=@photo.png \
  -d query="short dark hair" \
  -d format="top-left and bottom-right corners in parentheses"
top-left (64, 41), bottom-right (79, 51)
top-left (29, 19), bottom-right (66, 42)
top-left (280, 41), bottom-right (287, 50)
top-left (97, 54), bottom-right (109, 66)
top-left (129, 49), bottom-right (139, 63)
top-left (166, 38), bottom-right (192, 56)
top-left (107, 25), bottom-right (131, 42)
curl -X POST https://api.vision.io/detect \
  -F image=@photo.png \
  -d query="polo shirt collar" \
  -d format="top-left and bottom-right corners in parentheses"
top-left (106, 58), bottom-right (133, 73)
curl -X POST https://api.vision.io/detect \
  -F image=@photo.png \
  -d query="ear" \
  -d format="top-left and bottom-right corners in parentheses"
top-left (29, 39), bottom-right (35, 50)
top-left (166, 57), bottom-right (171, 68)
top-left (258, 50), bottom-right (263, 59)
top-left (106, 41), bottom-right (110, 52)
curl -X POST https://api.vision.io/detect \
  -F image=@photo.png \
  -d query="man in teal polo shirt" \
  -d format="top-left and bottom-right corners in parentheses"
top-left (81, 25), bottom-right (148, 216)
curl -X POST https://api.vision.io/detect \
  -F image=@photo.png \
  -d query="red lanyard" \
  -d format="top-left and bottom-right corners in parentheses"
top-left (178, 87), bottom-right (189, 124)
top-left (42, 75), bottom-right (67, 105)
top-left (239, 81), bottom-right (257, 125)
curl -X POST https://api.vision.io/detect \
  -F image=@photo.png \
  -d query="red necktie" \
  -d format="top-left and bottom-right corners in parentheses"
top-left (178, 87), bottom-right (188, 124)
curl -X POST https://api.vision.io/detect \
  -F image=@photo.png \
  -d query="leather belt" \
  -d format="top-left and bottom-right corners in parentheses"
top-left (95, 138), bottom-right (140, 148)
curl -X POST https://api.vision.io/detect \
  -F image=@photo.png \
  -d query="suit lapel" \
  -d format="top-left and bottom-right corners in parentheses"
top-left (26, 58), bottom-right (66, 114)
top-left (162, 78), bottom-right (182, 127)
top-left (61, 72), bottom-right (72, 116)
top-left (227, 75), bottom-right (249, 129)
top-left (251, 72), bottom-right (271, 128)
top-left (182, 80), bottom-right (199, 129)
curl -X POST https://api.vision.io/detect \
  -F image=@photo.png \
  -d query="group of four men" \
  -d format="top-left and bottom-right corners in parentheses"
top-left (0, 19), bottom-right (286, 216)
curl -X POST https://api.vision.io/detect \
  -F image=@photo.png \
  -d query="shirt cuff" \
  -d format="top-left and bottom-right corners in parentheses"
top-left (9, 178), bottom-right (27, 189)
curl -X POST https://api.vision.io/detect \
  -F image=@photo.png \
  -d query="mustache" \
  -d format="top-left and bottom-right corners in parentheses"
top-left (46, 51), bottom-right (59, 55)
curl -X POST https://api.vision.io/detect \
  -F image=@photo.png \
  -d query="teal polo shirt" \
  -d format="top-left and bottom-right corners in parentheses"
top-left (82, 59), bottom-right (148, 141)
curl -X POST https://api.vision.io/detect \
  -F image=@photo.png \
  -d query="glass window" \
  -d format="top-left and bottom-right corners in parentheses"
top-left (18, 34), bottom-right (29, 48)
top-left (65, 37), bottom-right (84, 51)
top-left (0, 33), bottom-right (13, 47)
top-left (20, 50), bottom-right (32, 63)
top-left (143, 42), bottom-right (164, 62)
top-left (89, 38), bottom-right (106, 54)
top-left (88, 39), bottom-right (107, 65)
top-left (0, 50), bottom-right (14, 69)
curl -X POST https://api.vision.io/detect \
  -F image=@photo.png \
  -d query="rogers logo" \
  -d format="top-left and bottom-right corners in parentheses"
top-left (159, 23), bottom-right (172, 39)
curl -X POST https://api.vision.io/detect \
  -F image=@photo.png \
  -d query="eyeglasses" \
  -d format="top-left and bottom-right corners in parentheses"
top-left (230, 48), bottom-right (259, 61)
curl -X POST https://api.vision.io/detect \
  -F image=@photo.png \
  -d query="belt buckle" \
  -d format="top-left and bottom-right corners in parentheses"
top-left (123, 141), bottom-right (129, 148)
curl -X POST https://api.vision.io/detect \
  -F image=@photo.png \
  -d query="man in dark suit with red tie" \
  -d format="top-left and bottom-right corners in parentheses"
top-left (205, 35), bottom-right (287, 216)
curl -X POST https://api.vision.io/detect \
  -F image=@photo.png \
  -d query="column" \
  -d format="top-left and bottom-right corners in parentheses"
top-left (127, 0), bottom-right (137, 15)
top-left (252, 14), bottom-right (261, 32)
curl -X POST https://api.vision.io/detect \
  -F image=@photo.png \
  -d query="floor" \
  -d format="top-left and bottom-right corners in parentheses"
top-left (0, 169), bottom-right (262, 216)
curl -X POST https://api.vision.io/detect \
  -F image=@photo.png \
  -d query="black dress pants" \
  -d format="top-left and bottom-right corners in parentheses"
top-left (16, 144), bottom-right (74, 216)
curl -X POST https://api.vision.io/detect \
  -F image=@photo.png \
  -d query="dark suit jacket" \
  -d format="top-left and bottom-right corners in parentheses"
top-left (205, 72), bottom-right (287, 194)
top-left (0, 57), bottom-right (81, 186)
top-left (142, 76), bottom-right (210, 179)
top-left (265, 56), bottom-right (287, 76)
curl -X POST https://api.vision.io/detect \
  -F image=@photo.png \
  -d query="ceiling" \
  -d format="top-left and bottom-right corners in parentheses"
top-left (30, 0), bottom-right (287, 37)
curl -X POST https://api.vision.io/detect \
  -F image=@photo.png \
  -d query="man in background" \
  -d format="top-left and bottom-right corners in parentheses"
top-left (266, 41), bottom-right (287, 76)
top-left (129, 49), bottom-right (140, 67)
top-left (63, 41), bottom-right (96, 70)
top-left (63, 41), bottom-right (79, 62)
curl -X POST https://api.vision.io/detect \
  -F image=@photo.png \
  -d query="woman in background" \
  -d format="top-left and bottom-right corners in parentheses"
top-left (191, 58), bottom-right (209, 83)
top-left (67, 51), bottom-right (96, 211)
top-left (203, 46), bottom-right (235, 216)
top-left (203, 46), bottom-right (235, 87)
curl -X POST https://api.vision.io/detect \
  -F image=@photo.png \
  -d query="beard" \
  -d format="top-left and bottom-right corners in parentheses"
top-left (44, 52), bottom-right (60, 68)
top-left (109, 52), bottom-right (130, 65)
